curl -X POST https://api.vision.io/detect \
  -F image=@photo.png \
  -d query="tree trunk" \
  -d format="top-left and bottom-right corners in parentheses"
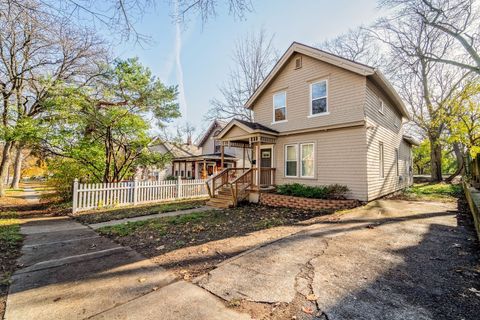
top-left (429, 137), bottom-right (443, 182)
top-left (445, 143), bottom-right (465, 183)
top-left (10, 145), bottom-right (23, 189)
top-left (0, 141), bottom-right (13, 197)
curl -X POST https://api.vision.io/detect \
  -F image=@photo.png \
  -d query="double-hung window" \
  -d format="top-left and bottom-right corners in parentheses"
top-left (395, 148), bottom-right (399, 176)
top-left (273, 91), bottom-right (286, 122)
top-left (285, 143), bottom-right (315, 178)
top-left (285, 145), bottom-right (297, 177)
top-left (311, 80), bottom-right (328, 115)
top-left (300, 143), bottom-right (314, 178)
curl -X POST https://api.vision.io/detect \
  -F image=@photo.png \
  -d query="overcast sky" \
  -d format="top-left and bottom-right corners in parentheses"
top-left (112, 0), bottom-right (385, 135)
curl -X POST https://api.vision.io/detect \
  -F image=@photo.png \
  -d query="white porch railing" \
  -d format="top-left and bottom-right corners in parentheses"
top-left (72, 177), bottom-right (208, 213)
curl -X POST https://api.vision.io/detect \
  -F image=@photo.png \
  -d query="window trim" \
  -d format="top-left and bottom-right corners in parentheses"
top-left (378, 100), bottom-right (385, 115)
top-left (272, 91), bottom-right (287, 123)
top-left (300, 143), bottom-right (315, 178)
top-left (310, 80), bottom-right (328, 116)
top-left (284, 144), bottom-right (298, 177)
top-left (379, 142), bottom-right (384, 178)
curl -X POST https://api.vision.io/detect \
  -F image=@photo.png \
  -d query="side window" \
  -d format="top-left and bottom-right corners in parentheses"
top-left (395, 148), bottom-right (399, 176)
top-left (378, 99), bottom-right (384, 114)
top-left (273, 91), bottom-right (287, 122)
top-left (285, 144), bottom-right (298, 177)
top-left (311, 80), bottom-right (328, 115)
top-left (300, 143), bottom-right (314, 178)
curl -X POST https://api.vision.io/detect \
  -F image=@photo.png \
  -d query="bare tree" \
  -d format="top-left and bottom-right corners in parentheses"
top-left (317, 27), bottom-right (387, 67)
top-left (15, 0), bottom-right (253, 43)
top-left (208, 28), bottom-right (278, 122)
top-left (0, 0), bottom-right (105, 195)
top-left (380, 0), bottom-right (480, 74)
top-left (372, 14), bottom-right (470, 181)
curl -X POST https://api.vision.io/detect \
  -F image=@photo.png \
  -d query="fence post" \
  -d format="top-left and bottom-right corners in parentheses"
top-left (133, 179), bottom-right (138, 206)
top-left (72, 179), bottom-right (79, 214)
top-left (177, 176), bottom-right (182, 199)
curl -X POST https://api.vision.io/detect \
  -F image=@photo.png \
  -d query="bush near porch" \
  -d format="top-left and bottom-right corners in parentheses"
top-left (276, 183), bottom-right (349, 199)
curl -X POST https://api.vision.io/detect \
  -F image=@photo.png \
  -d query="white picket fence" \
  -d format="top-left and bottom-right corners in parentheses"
top-left (72, 177), bottom-right (208, 213)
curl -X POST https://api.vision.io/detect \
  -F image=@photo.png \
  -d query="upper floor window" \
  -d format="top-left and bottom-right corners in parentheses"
top-left (311, 80), bottom-right (328, 115)
top-left (379, 142), bottom-right (384, 178)
top-left (273, 91), bottom-right (287, 122)
top-left (379, 99), bottom-right (385, 114)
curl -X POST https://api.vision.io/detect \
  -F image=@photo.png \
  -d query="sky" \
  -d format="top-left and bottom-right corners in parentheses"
top-left (111, 0), bottom-right (386, 136)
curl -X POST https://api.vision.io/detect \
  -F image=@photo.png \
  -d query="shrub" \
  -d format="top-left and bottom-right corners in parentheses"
top-left (276, 183), bottom-right (349, 199)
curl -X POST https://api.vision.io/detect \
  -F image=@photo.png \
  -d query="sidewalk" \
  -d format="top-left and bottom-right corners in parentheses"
top-left (5, 216), bottom-right (249, 320)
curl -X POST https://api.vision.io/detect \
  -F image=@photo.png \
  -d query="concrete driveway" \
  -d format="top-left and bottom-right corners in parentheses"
top-left (196, 199), bottom-right (480, 319)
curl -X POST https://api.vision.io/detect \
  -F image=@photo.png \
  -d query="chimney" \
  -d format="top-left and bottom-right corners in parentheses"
top-left (187, 134), bottom-right (192, 145)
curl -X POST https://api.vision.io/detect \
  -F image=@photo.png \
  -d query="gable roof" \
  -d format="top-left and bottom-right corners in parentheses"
top-left (245, 42), bottom-right (410, 120)
top-left (196, 119), bottom-right (228, 147)
top-left (216, 119), bottom-right (279, 140)
top-left (150, 138), bottom-right (201, 158)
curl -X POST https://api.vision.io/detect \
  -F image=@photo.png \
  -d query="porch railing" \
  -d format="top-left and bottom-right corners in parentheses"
top-left (205, 168), bottom-right (249, 198)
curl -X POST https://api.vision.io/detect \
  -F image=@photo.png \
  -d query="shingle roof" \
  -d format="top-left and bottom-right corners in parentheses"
top-left (235, 119), bottom-right (279, 134)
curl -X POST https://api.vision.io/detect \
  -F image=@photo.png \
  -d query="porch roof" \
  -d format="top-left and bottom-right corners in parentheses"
top-left (216, 119), bottom-right (279, 145)
top-left (172, 152), bottom-right (238, 162)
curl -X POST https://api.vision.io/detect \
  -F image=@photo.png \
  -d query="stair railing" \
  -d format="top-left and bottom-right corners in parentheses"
top-left (205, 168), bottom-right (249, 198)
top-left (229, 168), bottom-right (254, 206)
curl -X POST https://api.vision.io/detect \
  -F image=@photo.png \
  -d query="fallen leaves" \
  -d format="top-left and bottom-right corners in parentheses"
top-left (306, 293), bottom-right (317, 301)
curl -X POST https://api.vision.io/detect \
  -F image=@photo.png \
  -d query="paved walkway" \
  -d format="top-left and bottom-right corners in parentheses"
top-left (22, 188), bottom-right (40, 203)
top-left (88, 206), bottom-right (212, 229)
top-left (5, 216), bottom-right (249, 320)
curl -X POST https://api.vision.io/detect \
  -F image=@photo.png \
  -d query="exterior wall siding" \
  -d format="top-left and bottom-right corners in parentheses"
top-left (251, 53), bottom-right (367, 133)
top-left (273, 126), bottom-right (368, 201)
top-left (365, 80), bottom-right (411, 200)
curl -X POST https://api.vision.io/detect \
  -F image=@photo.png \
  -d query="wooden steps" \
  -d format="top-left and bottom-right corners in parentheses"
top-left (206, 187), bottom-right (234, 208)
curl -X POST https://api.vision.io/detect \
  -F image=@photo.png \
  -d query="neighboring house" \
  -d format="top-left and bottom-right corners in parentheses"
top-left (171, 120), bottom-right (252, 179)
top-left (214, 42), bottom-right (419, 202)
top-left (135, 140), bottom-right (200, 181)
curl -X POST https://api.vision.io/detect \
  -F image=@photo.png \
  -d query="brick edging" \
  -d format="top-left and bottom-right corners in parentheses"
top-left (259, 192), bottom-right (359, 211)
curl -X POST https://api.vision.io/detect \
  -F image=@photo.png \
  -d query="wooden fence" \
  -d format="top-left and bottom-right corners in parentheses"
top-left (470, 154), bottom-right (480, 188)
top-left (72, 177), bottom-right (208, 213)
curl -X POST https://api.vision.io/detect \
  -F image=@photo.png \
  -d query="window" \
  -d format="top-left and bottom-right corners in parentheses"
top-left (379, 100), bottom-right (385, 114)
top-left (273, 91), bottom-right (286, 122)
top-left (394, 116), bottom-right (400, 128)
top-left (285, 143), bottom-right (315, 178)
top-left (285, 145), bottom-right (298, 177)
top-left (301, 143), bottom-right (314, 177)
top-left (311, 80), bottom-right (328, 115)
top-left (295, 56), bottom-right (302, 69)
top-left (395, 148), bottom-right (399, 176)
top-left (379, 142), bottom-right (384, 178)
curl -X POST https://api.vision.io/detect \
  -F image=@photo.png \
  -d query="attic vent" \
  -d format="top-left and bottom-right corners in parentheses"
top-left (294, 56), bottom-right (302, 69)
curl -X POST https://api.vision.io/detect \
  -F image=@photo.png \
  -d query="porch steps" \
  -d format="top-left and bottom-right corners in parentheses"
top-left (206, 187), bottom-right (235, 209)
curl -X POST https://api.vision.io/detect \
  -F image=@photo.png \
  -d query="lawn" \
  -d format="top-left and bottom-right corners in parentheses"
top-left (402, 183), bottom-right (462, 201)
top-left (98, 204), bottom-right (336, 279)
top-left (74, 200), bottom-right (207, 224)
top-left (0, 212), bottom-right (23, 318)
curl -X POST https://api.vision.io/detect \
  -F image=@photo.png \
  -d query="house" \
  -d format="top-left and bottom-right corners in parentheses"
top-left (171, 120), bottom-right (252, 179)
top-left (135, 139), bottom-right (201, 181)
top-left (208, 42), bottom-right (418, 207)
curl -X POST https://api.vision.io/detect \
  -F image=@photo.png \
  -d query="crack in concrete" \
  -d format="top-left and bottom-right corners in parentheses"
top-left (291, 238), bottom-right (331, 320)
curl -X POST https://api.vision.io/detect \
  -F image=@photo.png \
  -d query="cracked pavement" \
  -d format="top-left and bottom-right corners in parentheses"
top-left (196, 199), bottom-right (480, 319)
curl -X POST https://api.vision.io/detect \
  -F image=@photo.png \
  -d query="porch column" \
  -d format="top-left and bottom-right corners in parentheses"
top-left (203, 159), bottom-right (206, 179)
top-left (220, 145), bottom-right (224, 170)
top-left (255, 140), bottom-right (261, 187)
top-left (242, 145), bottom-right (246, 169)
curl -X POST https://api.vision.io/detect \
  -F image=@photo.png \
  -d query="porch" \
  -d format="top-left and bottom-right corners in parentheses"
top-left (205, 119), bottom-right (279, 208)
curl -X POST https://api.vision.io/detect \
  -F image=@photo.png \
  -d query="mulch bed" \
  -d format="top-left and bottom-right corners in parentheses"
top-left (99, 203), bottom-right (336, 279)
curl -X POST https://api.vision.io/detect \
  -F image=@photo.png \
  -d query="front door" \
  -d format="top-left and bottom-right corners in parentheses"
top-left (260, 148), bottom-right (272, 186)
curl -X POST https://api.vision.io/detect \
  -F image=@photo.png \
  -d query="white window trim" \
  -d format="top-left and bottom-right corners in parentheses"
top-left (284, 144), bottom-right (298, 177)
top-left (273, 91), bottom-right (287, 123)
top-left (300, 143), bottom-right (315, 178)
top-left (378, 100), bottom-right (385, 115)
top-left (310, 80), bottom-right (328, 116)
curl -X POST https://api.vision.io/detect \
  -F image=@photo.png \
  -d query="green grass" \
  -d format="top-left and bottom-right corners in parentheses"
top-left (74, 200), bottom-right (206, 224)
top-left (403, 183), bottom-right (462, 201)
top-left (98, 211), bottom-right (210, 237)
top-left (0, 212), bottom-right (23, 289)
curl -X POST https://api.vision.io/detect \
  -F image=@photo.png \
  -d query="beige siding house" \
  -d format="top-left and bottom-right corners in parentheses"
top-left (213, 42), bottom-right (418, 202)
